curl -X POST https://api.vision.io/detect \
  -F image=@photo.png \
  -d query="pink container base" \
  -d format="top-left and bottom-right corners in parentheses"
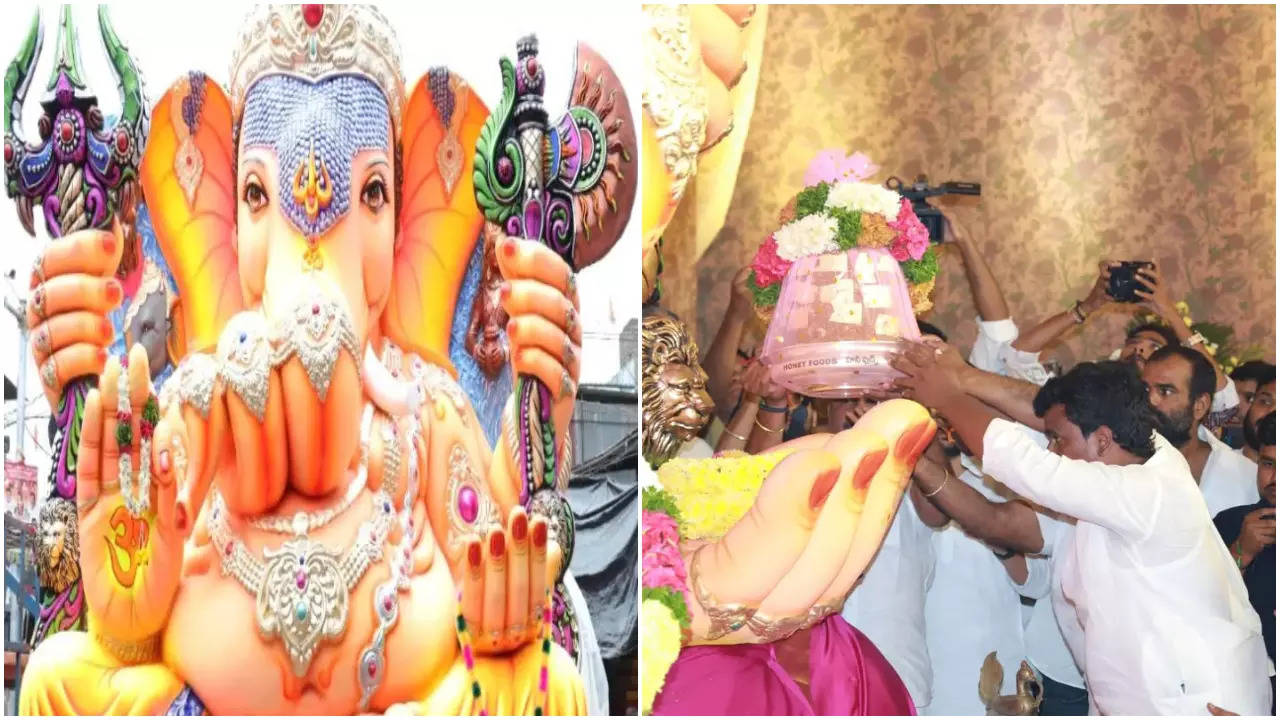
top-left (760, 247), bottom-right (921, 398)
top-left (764, 339), bottom-right (909, 398)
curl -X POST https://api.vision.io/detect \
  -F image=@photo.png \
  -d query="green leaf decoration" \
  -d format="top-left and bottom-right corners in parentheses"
top-left (642, 486), bottom-right (683, 525)
top-left (901, 246), bottom-right (939, 284)
top-left (643, 586), bottom-right (692, 629)
top-left (793, 182), bottom-right (830, 219)
top-left (747, 269), bottom-right (781, 308)
top-left (831, 207), bottom-right (863, 250)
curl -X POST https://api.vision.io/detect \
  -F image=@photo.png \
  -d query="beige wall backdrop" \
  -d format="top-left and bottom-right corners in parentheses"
top-left (666, 4), bottom-right (1275, 368)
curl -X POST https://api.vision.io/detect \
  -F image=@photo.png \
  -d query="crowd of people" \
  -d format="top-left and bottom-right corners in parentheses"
top-left (688, 207), bottom-right (1276, 715)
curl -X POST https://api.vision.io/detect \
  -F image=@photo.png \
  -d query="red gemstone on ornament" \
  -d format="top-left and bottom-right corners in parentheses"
top-left (312, 304), bottom-right (320, 315)
top-left (526, 57), bottom-right (538, 77)
top-left (4, 142), bottom-right (12, 164)
top-left (302, 4), bottom-right (324, 28)
top-left (59, 121), bottom-right (73, 143)
top-left (383, 596), bottom-right (393, 612)
top-left (224, 542), bottom-right (233, 556)
top-left (115, 131), bottom-right (129, 153)
top-left (367, 659), bottom-right (377, 676)
top-left (296, 570), bottom-right (307, 589)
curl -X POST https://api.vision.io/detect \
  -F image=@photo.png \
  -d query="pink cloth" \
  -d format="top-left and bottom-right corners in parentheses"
top-left (651, 615), bottom-right (917, 716)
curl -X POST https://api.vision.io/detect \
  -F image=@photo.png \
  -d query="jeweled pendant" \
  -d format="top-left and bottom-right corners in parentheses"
top-left (256, 538), bottom-right (349, 677)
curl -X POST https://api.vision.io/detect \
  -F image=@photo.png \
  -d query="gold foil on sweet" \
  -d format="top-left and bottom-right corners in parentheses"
top-left (862, 285), bottom-right (891, 309)
top-left (690, 546), bottom-right (756, 641)
top-left (853, 253), bottom-right (878, 284)
top-left (643, 4), bottom-right (708, 206)
top-left (830, 293), bottom-right (862, 325)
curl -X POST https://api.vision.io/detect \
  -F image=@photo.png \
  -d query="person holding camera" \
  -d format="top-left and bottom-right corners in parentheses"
top-left (1212, 410), bottom-right (1276, 713)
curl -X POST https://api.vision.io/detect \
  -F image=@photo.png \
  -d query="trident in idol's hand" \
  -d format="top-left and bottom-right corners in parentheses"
top-left (473, 36), bottom-right (636, 501)
top-left (4, 5), bottom-right (147, 644)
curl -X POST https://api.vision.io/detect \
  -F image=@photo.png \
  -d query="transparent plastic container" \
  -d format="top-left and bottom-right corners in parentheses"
top-left (759, 247), bottom-right (921, 398)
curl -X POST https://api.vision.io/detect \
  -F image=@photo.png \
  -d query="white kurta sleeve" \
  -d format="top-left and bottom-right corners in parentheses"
top-left (1012, 552), bottom-right (1053, 600)
top-left (980, 419), bottom-right (1160, 542)
top-left (968, 317), bottom-right (1019, 375)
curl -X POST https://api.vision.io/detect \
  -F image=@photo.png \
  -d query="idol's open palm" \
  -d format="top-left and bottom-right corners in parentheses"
top-left (684, 399), bottom-right (936, 645)
top-left (76, 345), bottom-right (185, 651)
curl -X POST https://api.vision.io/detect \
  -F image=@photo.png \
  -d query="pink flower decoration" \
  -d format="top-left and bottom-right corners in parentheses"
top-left (642, 510), bottom-right (681, 549)
top-left (804, 149), bottom-right (880, 186)
top-left (750, 235), bottom-right (792, 287)
top-left (888, 197), bottom-right (930, 261)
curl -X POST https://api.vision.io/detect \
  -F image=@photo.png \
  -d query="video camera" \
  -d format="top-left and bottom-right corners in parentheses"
top-left (885, 175), bottom-right (981, 244)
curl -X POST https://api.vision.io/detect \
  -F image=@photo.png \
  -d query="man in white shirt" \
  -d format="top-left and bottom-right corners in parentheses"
top-left (1143, 345), bottom-right (1259, 516)
top-left (841, 492), bottom-right (937, 711)
top-left (893, 348), bottom-right (1272, 715)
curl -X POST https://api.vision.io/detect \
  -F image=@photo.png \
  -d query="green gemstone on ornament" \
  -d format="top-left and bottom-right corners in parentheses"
top-left (457, 616), bottom-right (466, 632)
top-left (542, 638), bottom-right (551, 653)
top-left (471, 681), bottom-right (481, 698)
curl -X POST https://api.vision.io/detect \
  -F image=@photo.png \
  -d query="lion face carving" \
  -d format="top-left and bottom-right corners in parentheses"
top-left (642, 312), bottom-right (714, 468)
top-left (34, 497), bottom-right (80, 593)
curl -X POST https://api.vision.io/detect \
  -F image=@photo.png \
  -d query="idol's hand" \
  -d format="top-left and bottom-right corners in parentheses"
top-left (684, 399), bottom-right (935, 645)
top-left (459, 506), bottom-right (550, 655)
top-left (492, 224), bottom-right (580, 442)
top-left (76, 345), bottom-right (183, 657)
top-left (27, 223), bottom-right (125, 408)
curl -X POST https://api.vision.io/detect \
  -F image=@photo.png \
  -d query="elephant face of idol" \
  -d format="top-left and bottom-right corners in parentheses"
top-left (234, 74), bottom-right (397, 348)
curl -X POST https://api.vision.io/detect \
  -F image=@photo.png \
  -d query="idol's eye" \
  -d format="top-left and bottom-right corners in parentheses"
top-left (361, 177), bottom-right (388, 212)
top-left (242, 175), bottom-right (269, 212)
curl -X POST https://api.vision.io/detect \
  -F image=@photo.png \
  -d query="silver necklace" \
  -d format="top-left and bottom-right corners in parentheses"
top-left (247, 404), bottom-right (374, 536)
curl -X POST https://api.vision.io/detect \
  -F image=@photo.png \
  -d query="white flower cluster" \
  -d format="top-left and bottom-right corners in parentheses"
top-left (825, 181), bottom-right (902, 220)
top-left (774, 212), bottom-right (839, 261)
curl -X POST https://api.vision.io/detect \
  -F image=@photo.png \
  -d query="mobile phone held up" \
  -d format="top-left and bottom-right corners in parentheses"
top-left (1107, 261), bottom-right (1155, 303)
top-left (885, 175), bottom-right (981, 244)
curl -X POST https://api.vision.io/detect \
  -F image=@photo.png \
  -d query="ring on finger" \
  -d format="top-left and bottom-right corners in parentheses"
top-left (566, 270), bottom-right (577, 300)
top-left (34, 326), bottom-right (52, 357)
top-left (559, 369), bottom-right (575, 401)
top-left (32, 250), bottom-right (46, 287)
top-left (507, 623), bottom-right (526, 637)
top-left (31, 287), bottom-right (47, 323)
top-left (40, 356), bottom-right (58, 389)
top-left (564, 305), bottom-right (577, 338)
top-left (562, 336), bottom-right (575, 367)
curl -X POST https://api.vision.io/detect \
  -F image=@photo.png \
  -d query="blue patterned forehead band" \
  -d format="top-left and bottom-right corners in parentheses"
top-left (239, 74), bottom-right (391, 238)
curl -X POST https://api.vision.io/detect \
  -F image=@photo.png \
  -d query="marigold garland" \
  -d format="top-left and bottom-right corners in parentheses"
top-left (655, 450), bottom-right (794, 540)
top-left (639, 598), bottom-right (683, 714)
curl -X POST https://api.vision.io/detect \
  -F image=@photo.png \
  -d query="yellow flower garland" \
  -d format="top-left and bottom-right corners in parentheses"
top-left (656, 450), bottom-right (794, 541)
top-left (640, 598), bottom-right (684, 714)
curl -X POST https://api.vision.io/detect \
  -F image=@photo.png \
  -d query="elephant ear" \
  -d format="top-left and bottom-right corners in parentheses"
top-left (383, 70), bottom-right (489, 372)
top-left (139, 73), bottom-right (241, 355)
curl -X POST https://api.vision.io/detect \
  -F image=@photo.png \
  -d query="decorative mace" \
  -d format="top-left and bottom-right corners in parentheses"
top-left (4, 5), bottom-right (147, 644)
top-left (473, 36), bottom-right (636, 501)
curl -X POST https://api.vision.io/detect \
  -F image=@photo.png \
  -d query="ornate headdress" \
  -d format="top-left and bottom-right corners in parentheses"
top-left (228, 4), bottom-right (406, 127)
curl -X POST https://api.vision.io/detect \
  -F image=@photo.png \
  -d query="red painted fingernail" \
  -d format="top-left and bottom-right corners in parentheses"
top-left (106, 280), bottom-right (122, 304)
top-left (532, 521), bottom-right (547, 550)
top-left (158, 449), bottom-right (171, 473)
top-left (809, 467), bottom-right (840, 510)
top-left (97, 348), bottom-right (108, 364)
top-left (895, 421), bottom-right (932, 462)
top-left (501, 239), bottom-right (516, 258)
top-left (853, 448), bottom-right (888, 490)
top-left (174, 503), bottom-right (189, 534)
top-left (99, 317), bottom-right (112, 338)
top-left (512, 513), bottom-right (528, 542)
top-left (468, 541), bottom-right (482, 569)
top-left (102, 234), bottom-right (116, 255)
top-left (490, 532), bottom-right (505, 558)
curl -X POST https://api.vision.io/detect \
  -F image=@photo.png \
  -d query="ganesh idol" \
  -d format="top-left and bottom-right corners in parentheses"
top-left (16, 4), bottom-right (637, 714)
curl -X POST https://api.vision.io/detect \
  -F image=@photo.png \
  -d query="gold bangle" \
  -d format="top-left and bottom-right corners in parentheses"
top-left (92, 627), bottom-right (162, 665)
top-left (690, 546), bottom-right (756, 640)
top-left (753, 416), bottom-right (783, 434)
top-left (922, 469), bottom-right (951, 498)
top-left (722, 427), bottom-right (748, 443)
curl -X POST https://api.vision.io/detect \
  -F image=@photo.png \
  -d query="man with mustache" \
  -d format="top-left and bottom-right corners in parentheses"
top-left (1142, 345), bottom-right (1259, 516)
top-left (1213, 411), bottom-right (1276, 713)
